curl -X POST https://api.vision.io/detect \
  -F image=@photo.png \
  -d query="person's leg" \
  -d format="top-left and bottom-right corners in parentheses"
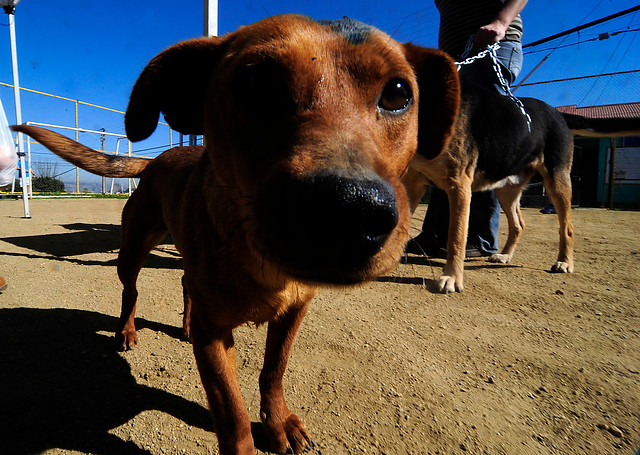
top-left (466, 190), bottom-right (500, 255)
top-left (496, 41), bottom-right (523, 83)
top-left (407, 188), bottom-right (449, 255)
top-left (411, 188), bottom-right (499, 257)
top-left (454, 57), bottom-right (503, 256)
top-left (461, 41), bottom-right (523, 256)
top-left (423, 188), bottom-right (450, 245)
top-left (458, 41), bottom-right (522, 94)
top-left (410, 42), bottom-right (523, 257)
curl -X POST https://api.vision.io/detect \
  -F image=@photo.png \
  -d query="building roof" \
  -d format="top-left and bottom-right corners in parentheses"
top-left (556, 102), bottom-right (640, 119)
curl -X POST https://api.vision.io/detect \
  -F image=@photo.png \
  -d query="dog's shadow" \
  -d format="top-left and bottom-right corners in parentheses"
top-left (0, 307), bottom-right (277, 454)
top-left (2, 223), bottom-right (122, 257)
top-left (0, 223), bottom-right (180, 269)
top-left (0, 307), bottom-right (211, 454)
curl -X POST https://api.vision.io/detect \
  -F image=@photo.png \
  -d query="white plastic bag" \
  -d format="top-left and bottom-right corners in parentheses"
top-left (0, 96), bottom-right (18, 187)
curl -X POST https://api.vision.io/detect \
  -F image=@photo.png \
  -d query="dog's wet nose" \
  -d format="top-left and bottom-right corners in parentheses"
top-left (260, 172), bottom-right (400, 283)
top-left (310, 174), bottom-right (399, 252)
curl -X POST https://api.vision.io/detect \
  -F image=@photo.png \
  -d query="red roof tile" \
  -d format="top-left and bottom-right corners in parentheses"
top-left (556, 102), bottom-right (640, 119)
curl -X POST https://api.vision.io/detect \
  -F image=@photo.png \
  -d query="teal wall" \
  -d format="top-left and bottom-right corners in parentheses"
top-left (596, 137), bottom-right (640, 205)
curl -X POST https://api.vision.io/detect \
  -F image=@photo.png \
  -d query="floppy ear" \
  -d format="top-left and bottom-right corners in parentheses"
top-left (403, 44), bottom-right (460, 160)
top-left (125, 36), bottom-right (224, 142)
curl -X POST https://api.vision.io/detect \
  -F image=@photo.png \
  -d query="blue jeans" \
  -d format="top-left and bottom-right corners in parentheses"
top-left (459, 40), bottom-right (523, 95)
top-left (418, 41), bottom-right (523, 255)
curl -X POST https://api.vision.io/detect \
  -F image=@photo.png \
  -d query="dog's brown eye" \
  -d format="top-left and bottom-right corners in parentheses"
top-left (378, 79), bottom-right (412, 113)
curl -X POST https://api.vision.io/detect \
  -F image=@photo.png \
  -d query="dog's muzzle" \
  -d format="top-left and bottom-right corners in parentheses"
top-left (258, 172), bottom-right (400, 284)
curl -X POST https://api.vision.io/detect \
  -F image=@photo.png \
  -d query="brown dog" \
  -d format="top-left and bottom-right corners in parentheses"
top-left (403, 76), bottom-right (640, 293)
top-left (15, 15), bottom-right (460, 454)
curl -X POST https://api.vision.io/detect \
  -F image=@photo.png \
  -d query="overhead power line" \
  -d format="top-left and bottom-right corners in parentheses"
top-left (523, 4), bottom-right (640, 48)
top-left (518, 68), bottom-right (640, 87)
top-left (524, 26), bottom-right (640, 54)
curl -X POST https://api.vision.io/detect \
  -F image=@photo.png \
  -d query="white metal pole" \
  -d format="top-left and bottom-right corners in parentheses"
top-left (200, 0), bottom-right (218, 148)
top-left (204, 0), bottom-right (218, 37)
top-left (8, 12), bottom-right (29, 215)
top-left (7, 9), bottom-right (29, 217)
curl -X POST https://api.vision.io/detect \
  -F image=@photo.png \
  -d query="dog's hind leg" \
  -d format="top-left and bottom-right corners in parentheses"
top-left (259, 295), bottom-right (316, 453)
top-left (490, 185), bottom-right (527, 264)
top-left (540, 168), bottom-right (574, 273)
top-left (115, 195), bottom-right (168, 350)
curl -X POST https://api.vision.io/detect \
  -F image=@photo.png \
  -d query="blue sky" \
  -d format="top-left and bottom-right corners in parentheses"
top-left (0, 0), bottom-right (638, 187)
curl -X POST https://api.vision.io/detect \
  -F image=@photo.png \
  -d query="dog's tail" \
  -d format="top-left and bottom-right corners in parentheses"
top-left (11, 124), bottom-right (151, 178)
top-left (561, 113), bottom-right (640, 138)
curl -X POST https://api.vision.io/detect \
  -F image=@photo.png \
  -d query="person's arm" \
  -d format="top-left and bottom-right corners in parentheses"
top-left (475, 0), bottom-right (528, 47)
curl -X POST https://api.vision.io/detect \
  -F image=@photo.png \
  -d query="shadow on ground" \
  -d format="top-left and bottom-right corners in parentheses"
top-left (0, 307), bottom-right (280, 454)
top-left (381, 255), bottom-right (519, 291)
top-left (0, 308), bottom-right (210, 454)
top-left (0, 223), bottom-right (180, 269)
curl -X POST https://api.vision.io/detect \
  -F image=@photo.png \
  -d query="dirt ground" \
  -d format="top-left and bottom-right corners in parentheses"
top-left (1, 197), bottom-right (638, 455)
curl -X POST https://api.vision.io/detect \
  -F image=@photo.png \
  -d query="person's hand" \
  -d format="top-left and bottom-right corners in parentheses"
top-left (475, 20), bottom-right (508, 47)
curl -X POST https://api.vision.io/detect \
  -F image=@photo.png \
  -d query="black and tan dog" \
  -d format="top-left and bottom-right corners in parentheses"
top-left (14, 15), bottom-right (461, 455)
top-left (403, 76), bottom-right (640, 294)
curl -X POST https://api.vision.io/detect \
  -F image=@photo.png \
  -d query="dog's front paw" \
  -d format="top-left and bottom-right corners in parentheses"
top-left (551, 261), bottom-right (573, 273)
top-left (488, 253), bottom-right (512, 264)
top-left (261, 411), bottom-right (314, 454)
top-left (435, 275), bottom-right (463, 293)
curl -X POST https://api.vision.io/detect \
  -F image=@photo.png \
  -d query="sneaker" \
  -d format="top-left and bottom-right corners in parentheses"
top-left (465, 246), bottom-right (494, 258)
top-left (540, 205), bottom-right (556, 214)
top-left (465, 247), bottom-right (484, 258)
top-left (405, 235), bottom-right (441, 257)
top-left (407, 238), bottom-right (493, 259)
top-left (427, 247), bottom-right (490, 259)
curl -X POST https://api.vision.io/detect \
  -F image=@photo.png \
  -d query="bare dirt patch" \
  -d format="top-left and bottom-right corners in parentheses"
top-left (1, 198), bottom-right (638, 454)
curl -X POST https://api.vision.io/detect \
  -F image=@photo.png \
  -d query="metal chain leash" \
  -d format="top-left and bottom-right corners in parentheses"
top-left (455, 38), bottom-right (532, 132)
top-left (455, 42), bottom-right (500, 69)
